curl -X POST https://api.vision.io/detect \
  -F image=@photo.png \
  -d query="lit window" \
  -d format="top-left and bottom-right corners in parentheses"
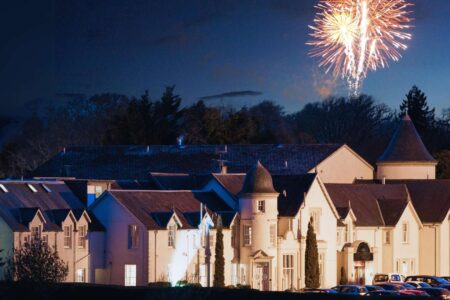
top-left (27, 184), bottom-right (38, 193)
top-left (78, 225), bottom-right (87, 248)
top-left (124, 264), bottom-right (137, 286)
top-left (283, 255), bottom-right (294, 290)
top-left (31, 226), bottom-right (41, 241)
top-left (76, 269), bottom-right (86, 283)
top-left (129, 225), bottom-right (139, 249)
top-left (0, 184), bottom-right (8, 193)
top-left (270, 224), bottom-right (276, 247)
top-left (64, 225), bottom-right (72, 248)
top-left (384, 231), bottom-right (391, 244)
top-left (168, 225), bottom-right (176, 247)
top-left (94, 186), bottom-right (103, 198)
top-left (257, 200), bottom-right (265, 213)
top-left (402, 222), bottom-right (409, 243)
top-left (243, 225), bottom-right (252, 246)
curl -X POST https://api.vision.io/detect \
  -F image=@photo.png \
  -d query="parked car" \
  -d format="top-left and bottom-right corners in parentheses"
top-left (439, 285), bottom-right (450, 292)
top-left (301, 288), bottom-right (338, 294)
top-left (408, 281), bottom-right (433, 288)
top-left (373, 273), bottom-right (403, 284)
top-left (332, 285), bottom-right (368, 296)
top-left (442, 278), bottom-right (450, 282)
top-left (365, 285), bottom-right (385, 292)
top-left (418, 288), bottom-right (450, 300)
top-left (364, 290), bottom-right (402, 297)
top-left (406, 276), bottom-right (450, 287)
top-left (374, 283), bottom-right (429, 296)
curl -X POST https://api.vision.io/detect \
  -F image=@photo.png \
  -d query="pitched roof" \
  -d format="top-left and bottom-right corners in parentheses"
top-left (107, 190), bottom-right (234, 230)
top-left (325, 184), bottom-right (409, 227)
top-left (378, 114), bottom-right (435, 163)
top-left (212, 174), bottom-right (246, 197)
top-left (0, 180), bottom-right (102, 231)
top-left (32, 144), bottom-right (343, 180)
top-left (149, 173), bottom-right (210, 190)
top-left (273, 174), bottom-right (317, 217)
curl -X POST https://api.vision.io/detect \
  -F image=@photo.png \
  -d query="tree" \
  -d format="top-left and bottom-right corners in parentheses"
top-left (339, 267), bottom-right (348, 285)
top-left (435, 150), bottom-right (450, 179)
top-left (11, 238), bottom-right (68, 283)
top-left (305, 218), bottom-right (320, 288)
top-left (400, 85), bottom-right (435, 133)
top-left (213, 215), bottom-right (225, 287)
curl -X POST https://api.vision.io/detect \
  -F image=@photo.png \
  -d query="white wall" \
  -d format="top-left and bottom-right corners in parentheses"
top-left (377, 163), bottom-right (436, 180)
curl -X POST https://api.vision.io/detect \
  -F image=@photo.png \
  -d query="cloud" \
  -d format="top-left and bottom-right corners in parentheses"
top-left (199, 90), bottom-right (263, 101)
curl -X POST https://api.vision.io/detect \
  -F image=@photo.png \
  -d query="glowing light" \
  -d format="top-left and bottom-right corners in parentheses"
top-left (308, 0), bottom-right (413, 95)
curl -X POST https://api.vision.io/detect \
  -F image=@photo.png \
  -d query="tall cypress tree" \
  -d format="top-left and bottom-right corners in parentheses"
top-left (213, 215), bottom-right (225, 287)
top-left (305, 218), bottom-right (320, 288)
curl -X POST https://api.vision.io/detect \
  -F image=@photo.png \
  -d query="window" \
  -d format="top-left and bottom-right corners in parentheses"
top-left (128, 225), bottom-right (139, 249)
top-left (168, 225), bottom-right (176, 247)
top-left (42, 234), bottom-right (48, 245)
top-left (0, 184), bottom-right (8, 193)
top-left (270, 224), bottom-right (276, 247)
top-left (243, 225), bottom-right (252, 246)
top-left (78, 225), bottom-right (87, 248)
top-left (310, 208), bottom-right (321, 234)
top-left (64, 225), bottom-right (72, 248)
top-left (124, 264), bottom-right (137, 286)
top-left (384, 230), bottom-right (391, 244)
top-left (94, 186), bottom-right (103, 198)
top-left (282, 255), bottom-right (294, 290)
top-left (76, 269), bottom-right (86, 283)
top-left (209, 233), bottom-right (214, 248)
top-left (402, 222), bottom-right (409, 243)
top-left (41, 184), bottom-right (52, 193)
top-left (27, 184), bottom-right (38, 193)
top-left (345, 224), bottom-right (349, 242)
top-left (31, 226), bottom-right (41, 241)
top-left (257, 200), bottom-right (265, 213)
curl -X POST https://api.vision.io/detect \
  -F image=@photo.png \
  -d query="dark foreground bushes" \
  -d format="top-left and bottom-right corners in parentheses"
top-left (0, 282), bottom-right (417, 300)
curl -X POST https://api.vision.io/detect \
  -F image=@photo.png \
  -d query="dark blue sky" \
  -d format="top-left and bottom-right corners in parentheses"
top-left (1, 0), bottom-right (450, 117)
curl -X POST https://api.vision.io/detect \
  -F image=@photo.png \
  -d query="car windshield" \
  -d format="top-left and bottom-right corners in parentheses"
top-left (437, 278), bottom-right (450, 284)
top-left (391, 275), bottom-right (401, 281)
top-left (341, 287), bottom-right (356, 293)
top-left (403, 283), bottom-right (415, 289)
top-left (375, 275), bottom-right (388, 282)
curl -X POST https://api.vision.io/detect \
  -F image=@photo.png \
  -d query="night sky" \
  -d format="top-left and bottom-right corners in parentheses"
top-left (2, 0), bottom-right (450, 118)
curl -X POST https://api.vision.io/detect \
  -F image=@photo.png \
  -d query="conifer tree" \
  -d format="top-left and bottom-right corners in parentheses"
top-left (213, 215), bottom-right (225, 287)
top-left (400, 85), bottom-right (435, 133)
top-left (305, 218), bottom-right (320, 288)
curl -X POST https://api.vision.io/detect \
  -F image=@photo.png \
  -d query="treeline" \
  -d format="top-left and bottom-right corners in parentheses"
top-left (1, 85), bottom-right (450, 178)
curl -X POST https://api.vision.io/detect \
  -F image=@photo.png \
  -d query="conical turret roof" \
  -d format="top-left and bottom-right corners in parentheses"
top-left (378, 113), bottom-right (435, 163)
top-left (240, 161), bottom-right (277, 194)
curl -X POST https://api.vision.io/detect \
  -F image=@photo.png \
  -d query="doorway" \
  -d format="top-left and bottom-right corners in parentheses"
top-left (253, 262), bottom-right (270, 291)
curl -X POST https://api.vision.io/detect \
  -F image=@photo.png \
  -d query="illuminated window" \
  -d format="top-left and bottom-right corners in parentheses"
top-left (27, 184), bottom-right (38, 193)
top-left (168, 225), bottom-right (176, 247)
top-left (31, 226), bottom-right (41, 241)
top-left (94, 186), bottom-right (103, 198)
top-left (41, 184), bottom-right (52, 193)
top-left (128, 225), bottom-right (139, 249)
top-left (76, 268), bottom-right (86, 282)
top-left (310, 208), bottom-right (321, 234)
top-left (402, 222), bottom-right (409, 243)
top-left (270, 224), bottom-right (276, 247)
top-left (282, 255), bottom-right (294, 290)
top-left (78, 225), bottom-right (87, 248)
top-left (384, 231), bottom-right (391, 244)
top-left (64, 225), bottom-right (72, 248)
top-left (124, 264), bottom-right (137, 286)
top-left (243, 225), bottom-right (252, 246)
top-left (257, 200), bottom-right (265, 213)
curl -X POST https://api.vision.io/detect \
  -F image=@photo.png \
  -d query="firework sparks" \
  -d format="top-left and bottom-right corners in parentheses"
top-left (308, 0), bottom-right (413, 95)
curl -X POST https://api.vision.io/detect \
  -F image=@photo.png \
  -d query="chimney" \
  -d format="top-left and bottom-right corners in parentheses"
top-left (382, 177), bottom-right (386, 185)
top-left (220, 165), bottom-right (228, 174)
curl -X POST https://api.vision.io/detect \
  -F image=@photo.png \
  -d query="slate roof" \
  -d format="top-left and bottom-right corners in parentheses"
top-left (273, 174), bottom-right (317, 217)
top-left (378, 114), bottom-right (436, 163)
top-left (32, 144), bottom-right (343, 180)
top-left (107, 190), bottom-right (235, 230)
top-left (149, 173), bottom-right (210, 190)
top-left (212, 174), bottom-right (246, 197)
top-left (0, 180), bottom-right (102, 231)
top-left (241, 161), bottom-right (277, 194)
top-left (325, 184), bottom-right (410, 227)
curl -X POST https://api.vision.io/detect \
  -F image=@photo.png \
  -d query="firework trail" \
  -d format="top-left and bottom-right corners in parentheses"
top-left (308, 0), bottom-right (413, 95)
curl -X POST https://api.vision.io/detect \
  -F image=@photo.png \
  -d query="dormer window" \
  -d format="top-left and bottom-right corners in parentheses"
top-left (257, 200), bottom-right (265, 213)
top-left (0, 184), bottom-right (8, 193)
top-left (41, 184), bottom-right (51, 193)
top-left (168, 225), bottom-right (176, 248)
top-left (27, 184), bottom-right (38, 193)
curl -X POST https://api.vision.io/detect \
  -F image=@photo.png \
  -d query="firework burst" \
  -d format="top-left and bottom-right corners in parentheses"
top-left (308, 0), bottom-right (413, 95)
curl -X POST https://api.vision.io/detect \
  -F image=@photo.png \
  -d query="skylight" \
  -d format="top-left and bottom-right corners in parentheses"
top-left (0, 184), bottom-right (8, 193)
top-left (41, 184), bottom-right (52, 193)
top-left (27, 184), bottom-right (38, 193)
